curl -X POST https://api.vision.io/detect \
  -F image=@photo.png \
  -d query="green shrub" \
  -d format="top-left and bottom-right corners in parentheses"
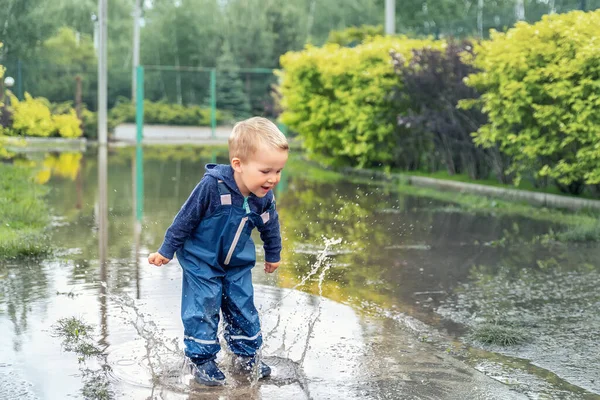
top-left (54, 110), bottom-right (83, 138)
top-left (8, 93), bottom-right (83, 138)
top-left (109, 99), bottom-right (232, 127)
top-left (81, 108), bottom-right (98, 139)
top-left (462, 10), bottom-right (600, 194)
top-left (11, 93), bottom-right (55, 137)
top-left (279, 36), bottom-right (442, 168)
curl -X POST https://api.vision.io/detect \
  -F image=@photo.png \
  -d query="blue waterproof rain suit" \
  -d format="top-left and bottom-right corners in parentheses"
top-left (158, 164), bottom-right (281, 362)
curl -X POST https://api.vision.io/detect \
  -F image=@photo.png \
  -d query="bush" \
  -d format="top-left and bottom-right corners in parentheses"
top-left (109, 99), bottom-right (232, 127)
top-left (392, 41), bottom-right (511, 182)
top-left (279, 36), bottom-right (441, 168)
top-left (11, 93), bottom-right (55, 137)
top-left (81, 108), bottom-right (98, 139)
top-left (54, 111), bottom-right (83, 138)
top-left (463, 10), bottom-right (600, 194)
top-left (8, 93), bottom-right (83, 138)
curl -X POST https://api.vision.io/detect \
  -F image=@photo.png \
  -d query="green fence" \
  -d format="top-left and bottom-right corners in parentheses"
top-left (136, 65), bottom-right (279, 139)
top-left (1, 60), bottom-right (280, 139)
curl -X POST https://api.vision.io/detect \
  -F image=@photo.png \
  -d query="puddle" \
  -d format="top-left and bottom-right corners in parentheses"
top-left (1, 146), bottom-right (599, 398)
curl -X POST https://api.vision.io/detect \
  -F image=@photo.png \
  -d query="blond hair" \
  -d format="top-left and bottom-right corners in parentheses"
top-left (229, 117), bottom-right (289, 161)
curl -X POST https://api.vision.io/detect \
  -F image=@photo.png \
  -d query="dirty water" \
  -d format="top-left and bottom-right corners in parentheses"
top-left (0, 145), bottom-right (599, 399)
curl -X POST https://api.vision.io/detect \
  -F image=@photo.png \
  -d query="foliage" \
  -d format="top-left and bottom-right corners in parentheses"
top-left (108, 99), bottom-right (232, 127)
top-left (35, 27), bottom-right (97, 107)
top-left (463, 10), bottom-right (600, 194)
top-left (0, 56), bottom-right (10, 159)
top-left (10, 93), bottom-right (55, 137)
top-left (215, 41), bottom-right (251, 120)
top-left (279, 36), bottom-right (441, 168)
top-left (326, 25), bottom-right (384, 47)
top-left (9, 93), bottom-right (82, 138)
top-left (53, 110), bottom-right (83, 138)
top-left (0, 163), bottom-right (51, 258)
top-left (52, 317), bottom-right (102, 358)
top-left (555, 222), bottom-right (600, 243)
top-left (392, 40), bottom-right (510, 182)
top-left (470, 319), bottom-right (528, 346)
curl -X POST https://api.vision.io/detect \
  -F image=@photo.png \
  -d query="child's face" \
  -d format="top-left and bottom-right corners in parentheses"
top-left (232, 145), bottom-right (288, 198)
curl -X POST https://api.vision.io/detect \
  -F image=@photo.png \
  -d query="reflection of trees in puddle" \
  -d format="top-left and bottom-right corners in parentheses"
top-left (0, 260), bottom-right (50, 351)
top-left (277, 178), bottom-right (398, 308)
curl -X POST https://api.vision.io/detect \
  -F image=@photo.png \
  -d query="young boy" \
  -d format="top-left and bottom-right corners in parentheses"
top-left (148, 117), bottom-right (289, 386)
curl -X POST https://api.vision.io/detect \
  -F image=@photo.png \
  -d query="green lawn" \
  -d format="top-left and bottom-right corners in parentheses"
top-left (404, 170), bottom-right (596, 199)
top-left (0, 163), bottom-right (51, 258)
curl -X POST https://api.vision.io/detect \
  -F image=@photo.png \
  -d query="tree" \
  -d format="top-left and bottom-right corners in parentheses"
top-left (33, 27), bottom-right (97, 106)
top-left (215, 41), bottom-right (251, 121)
top-left (327, 25), bottom-right (384, 47)
top-left (141, 0), bottom-right (223, 104)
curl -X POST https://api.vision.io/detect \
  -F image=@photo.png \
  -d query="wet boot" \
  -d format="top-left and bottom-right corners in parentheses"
top-left (190, 359), bottom-right (226, 386)
top-left (236, 356), bottom-right (271, 379)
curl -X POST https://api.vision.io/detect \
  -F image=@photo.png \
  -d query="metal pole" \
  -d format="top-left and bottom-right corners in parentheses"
top-left (132, 0), bottom-right (141, 103)
top-left (136, 66), bottom-right (144, 146)
top-left (16, 60), bottom-right (23, 100)
top-left (98, 0), bottom-right (108, 145)
top-left (210, 68), bottom-right (216, 139)
top-left (477, 0), bottom-right (484, 38)
top-left (385, 0), bottom-right (395, 35)
top-left (135, 65), bottom-right (144, 222)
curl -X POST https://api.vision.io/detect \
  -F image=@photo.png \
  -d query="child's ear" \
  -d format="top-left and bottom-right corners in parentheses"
top-left (231, 157), bottom-right (242, 172)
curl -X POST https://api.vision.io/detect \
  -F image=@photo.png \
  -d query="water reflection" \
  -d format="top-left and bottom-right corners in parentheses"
top-left (98, 144), bottom-right (109, 347)
top-left (1, 146), bottom-right (599, 399)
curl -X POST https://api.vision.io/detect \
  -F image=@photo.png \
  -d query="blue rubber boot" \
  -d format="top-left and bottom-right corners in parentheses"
top-left (190, 359), bottom-right (226, 386)
top-left (238, 356), bottom-right (271, 379)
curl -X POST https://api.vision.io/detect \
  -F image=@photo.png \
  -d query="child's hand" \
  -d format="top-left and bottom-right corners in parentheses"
top-left (264, 261), bottom-right (280, 273)
top-left (148, 252), bottom-right (171, 266)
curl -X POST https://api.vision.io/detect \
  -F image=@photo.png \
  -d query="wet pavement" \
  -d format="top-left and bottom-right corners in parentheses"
top-left (1, 145), bottom-right (599, 399)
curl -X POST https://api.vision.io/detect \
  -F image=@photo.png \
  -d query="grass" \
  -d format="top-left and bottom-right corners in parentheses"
top-left (555, 222), bottom-right (600, 243)
top-left (0, 163), bottom-right (52, 258)
top-left (404, 169), bottom-right (597, 199)
top-left (470, 320), bottom-right (528, 346)
top-left (291, 154), bottom-right (600, 242)
top-left (337, 164), bottom-right (600, 242)
top-left (52, 317), bottom-right (102, 358)
top-left (52, 317), bottom-right (113, 400)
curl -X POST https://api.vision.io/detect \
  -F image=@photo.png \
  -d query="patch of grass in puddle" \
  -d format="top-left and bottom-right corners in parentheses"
top-left (53, 317), bottom-right (102, 359)
top-left (52, 317), bottom-right (113, 399)
top-left (470, 319), bottom-right (528, 347)
top-left (392, 183), bottom-right (600, 243)
top-left (555, 222), bottom-right (600, 243)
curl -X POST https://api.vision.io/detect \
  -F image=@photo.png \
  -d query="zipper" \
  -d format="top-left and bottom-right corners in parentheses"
top-left (224, 217), bottom-right (248, 265)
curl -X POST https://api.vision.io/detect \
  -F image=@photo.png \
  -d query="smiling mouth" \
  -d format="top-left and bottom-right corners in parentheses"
top-left (261, 185), bottom-right (271, 191)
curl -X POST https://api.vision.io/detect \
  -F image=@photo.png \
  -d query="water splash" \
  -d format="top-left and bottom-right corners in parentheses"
top-left (111, 294), bottom-right (185, 391)
top-left (105, 236), bottom-right (343, 398)
top-left (265, 237), bottom-right (342, 312)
